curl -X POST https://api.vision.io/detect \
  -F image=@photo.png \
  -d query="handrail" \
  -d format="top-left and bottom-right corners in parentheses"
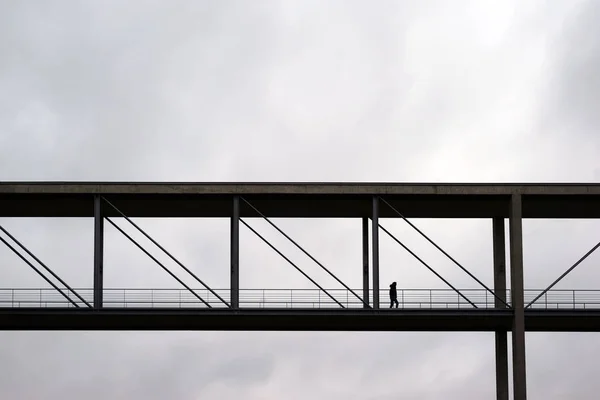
top-left (1, 288), bottom-right (600, 309)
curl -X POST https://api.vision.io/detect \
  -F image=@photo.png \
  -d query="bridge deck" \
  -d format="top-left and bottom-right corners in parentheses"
top-left (1, 308), bottom-right (599, 332)
top-left (2, 288), bottom-right (599, 331)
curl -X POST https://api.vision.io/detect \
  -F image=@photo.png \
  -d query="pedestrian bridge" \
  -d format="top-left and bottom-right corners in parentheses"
top-left (3, 183), bottom-right (598, 399)
top-left (2, 288), bottom-right (599, 309)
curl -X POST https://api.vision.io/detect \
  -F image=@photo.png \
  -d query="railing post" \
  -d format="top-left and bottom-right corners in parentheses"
top-left (94, 195), bottom-right (104, 309)
top-left (429, 289), bottom-right (432, 309)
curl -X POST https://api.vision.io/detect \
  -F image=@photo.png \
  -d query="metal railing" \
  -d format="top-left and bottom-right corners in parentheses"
top-left (1, 288), bottom-right (600, 309)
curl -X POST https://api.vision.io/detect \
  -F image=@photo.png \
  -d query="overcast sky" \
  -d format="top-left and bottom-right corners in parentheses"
top-left (1, 0), bottom-right (600, 399)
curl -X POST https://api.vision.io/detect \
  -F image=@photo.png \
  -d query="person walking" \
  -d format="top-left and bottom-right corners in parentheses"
top-left (389, 282), bottom-right (399, 308)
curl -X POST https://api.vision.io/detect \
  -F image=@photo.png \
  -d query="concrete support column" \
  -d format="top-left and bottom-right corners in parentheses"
top-left (372, 196), bottom-right (380, 309)
top-left (493, 218), bottom-right (509, 400)
top-left (510, 194), bottom-right (527, 400)
top-left (231, 196), bottom-right (240, 308)
top-left (93, 195), bottom-right (104, 309)
top-left (362, 217), bottom-right (370, 308)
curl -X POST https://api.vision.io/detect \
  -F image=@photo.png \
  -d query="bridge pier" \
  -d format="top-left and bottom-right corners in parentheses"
top-left (493, 217), bottom-right (509, 400)
top-left (231, 196), bottom-right (240, 308)
top-left (93, 195), bottom-right (104, 309)
top-left (510, 194), bottom-right (527, 400)
top-left (362, 218), bottom-right (370, 308)
top-left (372, 196), bottom-right (380, 309)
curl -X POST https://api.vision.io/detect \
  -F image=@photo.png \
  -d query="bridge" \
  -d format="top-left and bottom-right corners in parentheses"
top-left (1, 182), bottom-right (600, 400)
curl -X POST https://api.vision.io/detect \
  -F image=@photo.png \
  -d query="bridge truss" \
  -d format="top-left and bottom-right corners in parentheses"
top-left (1, 182), bottom-right (600, 400)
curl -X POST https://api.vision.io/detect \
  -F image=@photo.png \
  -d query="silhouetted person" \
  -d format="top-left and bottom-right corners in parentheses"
top-left (389, 282), bottom-right (399, 308)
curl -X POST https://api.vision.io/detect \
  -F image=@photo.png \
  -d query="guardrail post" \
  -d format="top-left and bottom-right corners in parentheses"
top-left (429, 289), bottom-right (432, 309)
top-left (372, 196), bottom-right (380, 309)
top-left (509, 195), bottom-right (527, 400)
top-left (94, 195), bottom-right (104, 309)
top-left (318, 290), bottom-right (321, 308)
top-left (493, 217), bottom-right (509, 400)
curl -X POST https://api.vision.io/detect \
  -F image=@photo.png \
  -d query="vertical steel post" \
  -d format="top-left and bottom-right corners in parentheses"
top-left (362, 217), bottom-right (370, 308)
top-left (231, 196), bottom-right (240, 309)
top-left (93, 195), bottom-right (104, 309)
top-left (372, 196), bottom-right (380, 309)
top-left (493, 218), bottom-right (509, 400)
top-left (510, 194), bottom-right (527, 400)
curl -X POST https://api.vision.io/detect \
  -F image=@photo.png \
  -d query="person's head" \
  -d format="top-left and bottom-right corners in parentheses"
top-left (390, 282), bottom-right (396, 287)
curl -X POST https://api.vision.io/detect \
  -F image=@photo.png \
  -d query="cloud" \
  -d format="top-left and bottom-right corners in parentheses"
top-left (1, 0), bottom-right (600, 399)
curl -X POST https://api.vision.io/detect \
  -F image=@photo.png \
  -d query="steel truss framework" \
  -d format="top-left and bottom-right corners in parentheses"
top-left (1, 182), bottom-right (600, 400)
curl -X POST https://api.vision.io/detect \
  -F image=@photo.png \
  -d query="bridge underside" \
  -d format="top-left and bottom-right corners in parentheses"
top-left (2, 309), bottom-right (599, 332)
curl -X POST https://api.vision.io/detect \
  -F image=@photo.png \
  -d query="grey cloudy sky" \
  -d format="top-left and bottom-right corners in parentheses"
top-left (1, 0), bottom-right (600, 398)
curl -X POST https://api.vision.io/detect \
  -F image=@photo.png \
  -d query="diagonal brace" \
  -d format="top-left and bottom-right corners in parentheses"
top-left (0, 235), bottom-right (80, 308)
top-left (0, 225), bottom-right (91, 308)
top-left (526, 238), bottom-right (600, 308)
top-left (105, 217), bottom-right (212, 308)
top-left (241, 197), bottom-right (369, 308)
top-left (240, 219), bottom-right (345, 308)
top-left (379, 197), bottom-right (510, 308)
top-left (379, 223), bottom-right (478, 308)
top-left (101, 197), bottom-right (229, 308)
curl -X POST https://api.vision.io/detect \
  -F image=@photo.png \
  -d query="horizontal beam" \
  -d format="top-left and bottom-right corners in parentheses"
top-left (2, 182), bottom-right (600, 195)
top-left (0, 308), bottom-right (512, 331)
top-left (1, 193), bottom-right (600, 218)
top-left (1, 309), bottom-right (599, 331)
